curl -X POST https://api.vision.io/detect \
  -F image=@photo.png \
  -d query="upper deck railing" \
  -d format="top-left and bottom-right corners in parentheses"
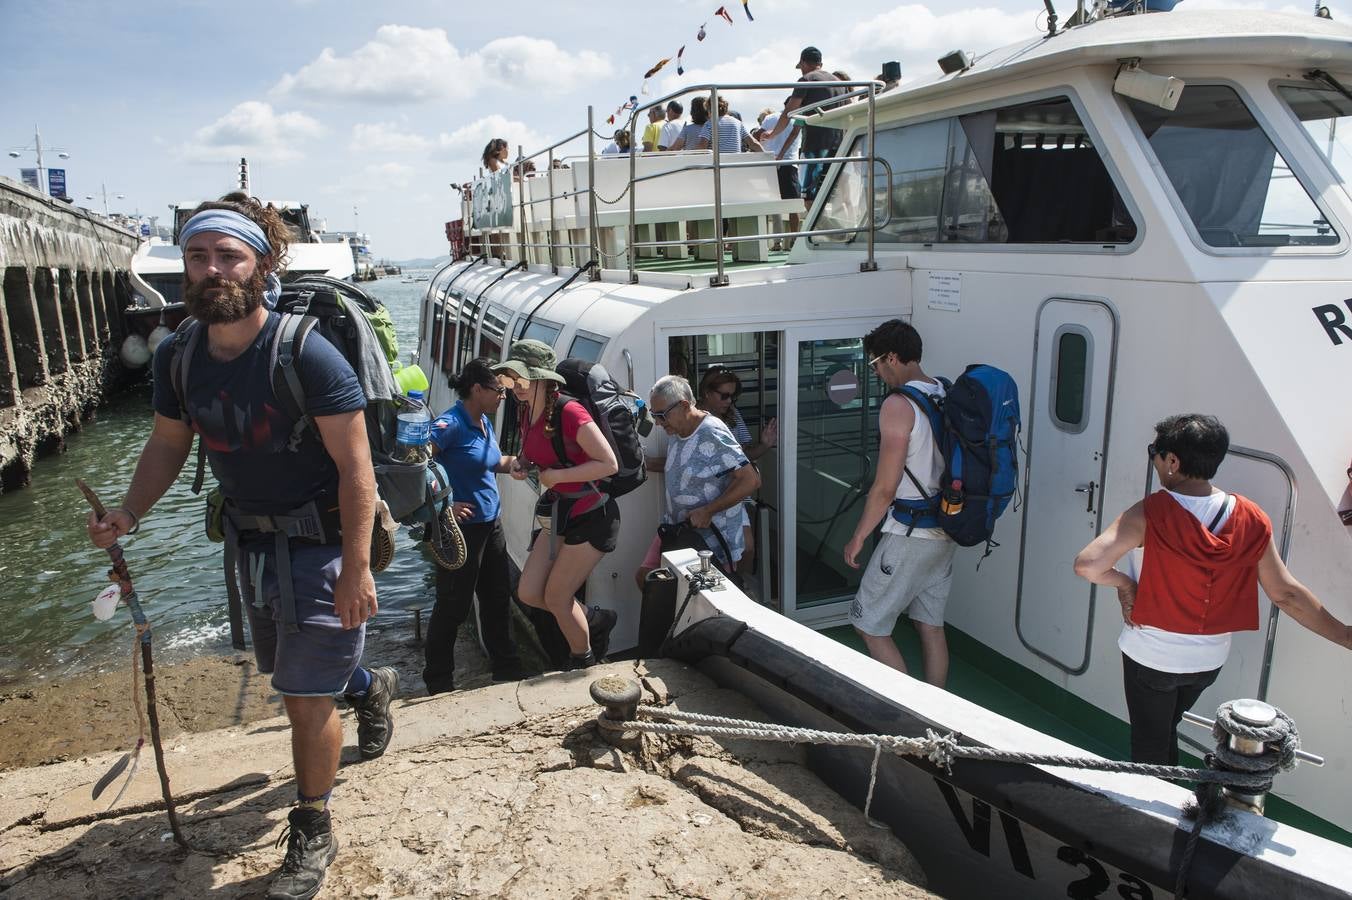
top-left (459, 80), bottom-right (892, 287)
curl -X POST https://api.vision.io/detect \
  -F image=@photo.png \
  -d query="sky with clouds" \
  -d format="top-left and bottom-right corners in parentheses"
top-left (0, 0), bottom-right (1333, 258)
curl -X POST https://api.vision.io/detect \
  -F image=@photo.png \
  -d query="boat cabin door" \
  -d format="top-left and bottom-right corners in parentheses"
top-left (1016, 299), bottom-right (1118, 673)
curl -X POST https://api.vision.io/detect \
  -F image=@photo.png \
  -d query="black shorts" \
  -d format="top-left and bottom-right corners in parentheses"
top-left (531, 498), bottom-right (621, 554)
top-left (776, 164), bottom-right (802, 200)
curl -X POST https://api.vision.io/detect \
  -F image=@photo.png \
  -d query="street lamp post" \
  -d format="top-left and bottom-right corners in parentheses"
top-left (7, 125), bottom-right (70, 197)
top-left (84, 183), bottom-right (126, 217)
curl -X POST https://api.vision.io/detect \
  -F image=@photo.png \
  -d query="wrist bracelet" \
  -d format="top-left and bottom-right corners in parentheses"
top-left (115, 507), bottom-right (141, 535)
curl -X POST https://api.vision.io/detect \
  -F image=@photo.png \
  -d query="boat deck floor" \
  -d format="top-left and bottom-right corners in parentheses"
top-left (821, 622), bottom-right (1352, 847)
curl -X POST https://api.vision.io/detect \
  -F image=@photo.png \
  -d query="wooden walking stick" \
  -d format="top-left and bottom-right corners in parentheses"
top-left (77, 478), bottom-right (189, 850)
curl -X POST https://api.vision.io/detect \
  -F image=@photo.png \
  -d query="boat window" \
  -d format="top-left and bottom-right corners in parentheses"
top-left (435, 289), bottom-right (464, 375)
top-left (1278, 83), bottom-right (1352, 192)
top-left (514, 319), bottom-right (562, 346)
top-left (479, 306), bottom-right (509, 362)
top-left (1050, 326), bottom-right (1091, 433)
top-left (814, 96), bottom-right (1135, 246)
top-left (568, 333), bottom-right (607, 362)
top-left (1128, 85), bottom-right (1338, 248)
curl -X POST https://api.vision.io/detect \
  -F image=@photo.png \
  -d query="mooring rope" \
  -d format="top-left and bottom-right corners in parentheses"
top-left (595, 699), bottom-right (1301, 897)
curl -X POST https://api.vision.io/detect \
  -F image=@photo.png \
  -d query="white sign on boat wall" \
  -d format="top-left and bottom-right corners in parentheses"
top-left (928, 271), bottom-right (961, 312)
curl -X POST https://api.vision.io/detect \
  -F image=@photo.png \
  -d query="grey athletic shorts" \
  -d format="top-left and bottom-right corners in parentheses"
top-left (240, 542), bottom-right (365, 697)
top-left (849, 532), bottom-right (956, 635)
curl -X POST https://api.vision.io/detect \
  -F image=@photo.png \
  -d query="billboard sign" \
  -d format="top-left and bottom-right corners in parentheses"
top-left (471, 169), bottom-right (514, 230)
top-left (19, 168), bottom-right (39, 190)
top-left (47, 168), bottom-right (67, 198)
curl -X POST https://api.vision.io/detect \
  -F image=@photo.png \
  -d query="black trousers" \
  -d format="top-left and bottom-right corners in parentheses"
top-left (1121, 652), bottom-right (1221, 765)
top-left (423, 519), bottom-right (520, 692)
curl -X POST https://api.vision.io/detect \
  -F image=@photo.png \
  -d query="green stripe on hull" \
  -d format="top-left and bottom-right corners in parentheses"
top-left (822, 622), bottom-right (1352, 847)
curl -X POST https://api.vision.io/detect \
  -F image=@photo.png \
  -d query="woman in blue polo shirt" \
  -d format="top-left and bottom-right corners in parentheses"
top-left (423, 358), bottom-right (524, 693)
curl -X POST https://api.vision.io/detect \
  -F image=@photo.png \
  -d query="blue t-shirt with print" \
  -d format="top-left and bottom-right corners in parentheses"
top-left (663, 414), bottom-right (750, 565)
top-left (430, 400), bottom-right (502, 524)
top-left (151, 312), bottom-right (366, 515)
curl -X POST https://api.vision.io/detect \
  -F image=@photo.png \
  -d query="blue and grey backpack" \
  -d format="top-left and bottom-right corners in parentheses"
top-left (890, 364), bottom-right (1021, 557)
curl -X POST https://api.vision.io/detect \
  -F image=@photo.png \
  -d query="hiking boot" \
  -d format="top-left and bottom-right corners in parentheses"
top-left (585, 605), bottom-right (618, 662)
top-left (565, 650), bottom-right (597, 671)
top-left (348, 666), bottom-right (398, 760)
top-left (267, 807), bottom-right (338, 900)
top-left (490, 658), bottom-right (529, 683)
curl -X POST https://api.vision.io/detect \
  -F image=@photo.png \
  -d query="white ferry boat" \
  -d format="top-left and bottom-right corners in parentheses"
top-left (417, 7), bottom-right (1352, 896)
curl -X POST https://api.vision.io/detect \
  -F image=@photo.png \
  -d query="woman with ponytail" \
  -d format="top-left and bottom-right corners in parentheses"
top-left (494, 340), bottom-right (619, 670)
top-left (423, 358), bottom-right (524, 694)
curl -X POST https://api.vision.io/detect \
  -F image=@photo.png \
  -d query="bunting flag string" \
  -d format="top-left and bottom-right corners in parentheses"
top-left (603, 5), bottom-right (760, 137)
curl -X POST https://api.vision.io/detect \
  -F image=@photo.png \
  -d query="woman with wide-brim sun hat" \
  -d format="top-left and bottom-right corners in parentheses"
top-left (494, 339), bottom-right (619, 669)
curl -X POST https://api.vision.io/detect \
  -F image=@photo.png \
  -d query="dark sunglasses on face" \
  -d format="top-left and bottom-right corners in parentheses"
top-left (652, 400), bottom-right (685, 421)
top-left (482, 383), bottom-right (508, 396)
top-left (712, 389), bottom-right (736, 401)
top-left (1148, 443), bottom-right (1165, 459)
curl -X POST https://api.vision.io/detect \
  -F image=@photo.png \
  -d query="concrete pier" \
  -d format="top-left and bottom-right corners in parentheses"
top-left (0, 177), bottom-right (138, 491)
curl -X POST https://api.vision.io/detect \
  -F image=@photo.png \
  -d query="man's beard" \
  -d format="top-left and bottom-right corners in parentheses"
top-left (183, 269), bottom-right (267, 324)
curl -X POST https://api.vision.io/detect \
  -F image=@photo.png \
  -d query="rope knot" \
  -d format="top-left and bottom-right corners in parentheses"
top-left (922, 729), bottom-right (959, 774)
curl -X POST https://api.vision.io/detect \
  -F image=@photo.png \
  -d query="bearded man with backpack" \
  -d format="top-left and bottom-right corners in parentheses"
top-left (843, 319), bottom-right (957, 687)
top-left (86, 194), bottom-right (397, 900)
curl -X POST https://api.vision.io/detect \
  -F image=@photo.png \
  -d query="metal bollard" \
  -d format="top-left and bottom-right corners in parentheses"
top-left (590, 676), bottom-right (643, 749)
top-left (697, 550), bottom-right (713, 574)
top-left (1221, 698), bottom-right (1278, 815)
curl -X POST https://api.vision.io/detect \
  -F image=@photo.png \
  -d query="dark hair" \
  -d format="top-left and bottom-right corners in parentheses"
top-left (185, 192), bottom-right (291, 273)
top-left (1153, 414), bottom-right (1229, 480)
top-left (690, 96), bottom-right (709, 126)
top-left (698, 367), bottom-right (741, 426)
top-left (453, 357), bottom-right (498, 397)
top-left (833, 70), bottom-right (851, 82)
top-left (482, 138), bottom-right (508, 168)
top-left (715, 96), bottom-right (730, 117)
top-left (863, 318), bottom-right (922, 364)
top-left (667, 100), bottom-right (684, 116)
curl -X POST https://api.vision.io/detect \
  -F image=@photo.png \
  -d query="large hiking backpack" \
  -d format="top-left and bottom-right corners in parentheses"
top-left (550, 358), bottom-right (650, 501)
top-left (890, 364), bottom-right (1021, 556)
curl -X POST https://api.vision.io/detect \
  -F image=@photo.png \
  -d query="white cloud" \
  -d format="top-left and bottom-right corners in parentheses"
top-left (432, 114), bottom-right (549, 164)
top-left (836, 4), bottom-right (1037, 74)
top-left (350, 122), bottom-right (431, 154)
top-left (320, 162), bottom-right (417, 197)
top-left (177, 101), bottom-right (324, 164)
top-left (273, 26), bottom-right (614, 104)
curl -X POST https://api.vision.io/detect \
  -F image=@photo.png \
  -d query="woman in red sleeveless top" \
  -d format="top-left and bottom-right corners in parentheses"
top-left (1075, 414), bottom-right (1351, 764)
top-left (493, 340), bottom-right (619, 670)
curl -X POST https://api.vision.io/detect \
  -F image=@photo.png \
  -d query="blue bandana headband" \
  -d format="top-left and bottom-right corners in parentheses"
top-left (178, 209), bottom-right (272, 257)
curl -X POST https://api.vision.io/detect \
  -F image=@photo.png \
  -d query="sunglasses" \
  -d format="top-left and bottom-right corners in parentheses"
top-left (1148, 443), bottom-right (1166, 459)
top-left (711, 389), bottom-right (737, 401)
top-left (651, 400), bottom-right (686, 421)
top-left (868, 353), bottom-right (887, 369)
top-left (481, 383), bottom-right (508, 396)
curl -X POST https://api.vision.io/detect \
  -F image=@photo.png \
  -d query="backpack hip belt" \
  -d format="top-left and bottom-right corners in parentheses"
top-left (224, 497), bottom-right (342, 635)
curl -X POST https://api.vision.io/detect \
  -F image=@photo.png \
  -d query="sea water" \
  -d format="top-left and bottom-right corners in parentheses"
top-left (0, 277), bottom-right (438, 688)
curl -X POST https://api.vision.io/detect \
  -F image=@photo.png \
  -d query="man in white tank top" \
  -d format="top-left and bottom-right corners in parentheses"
top-left (844, 319), bottom-right (957, 687)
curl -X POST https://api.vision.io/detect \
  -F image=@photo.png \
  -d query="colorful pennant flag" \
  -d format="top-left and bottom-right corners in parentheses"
top-left (643, 57), bottom-right (671, 79)
top-left (676, 45), bottom-right (686, 76)
top-left (741, 0), bottom-right (754, 21)
top-left (697, 23), bottom-right (707, 41)
top-left (715, 6), bottom-right (734, 25)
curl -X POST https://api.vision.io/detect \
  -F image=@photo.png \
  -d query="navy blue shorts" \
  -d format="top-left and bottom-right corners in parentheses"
top-left (240, 542), bottom-right (365, 697)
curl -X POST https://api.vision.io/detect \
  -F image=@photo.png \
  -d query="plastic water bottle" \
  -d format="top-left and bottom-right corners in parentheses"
top-left (395, 390), bottom-right (432, 463)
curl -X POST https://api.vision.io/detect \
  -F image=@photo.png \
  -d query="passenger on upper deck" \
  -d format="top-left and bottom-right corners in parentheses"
top-left (642, 106), bottom-right (666, 152)
top-left (669, 97), bottom-right (708, 152)
top-left (755, 106), bottom-right (803, 245)
top-left (764, 46), bottom-right (846, 202)
top-left (494, 340), bottom-right (620, 670)
top-left (601, 129), bottom-right (631, 156)
top-left (695, 96), bottom-right (764, 154)
top-left (844, 319), bottom-right (955, 688)
top-left (660, 100), bottom-right (685, 151)
top-left (1074, 414), bottom-right (1352, 765)
top-left (482, 138), bottom-right (509, 174)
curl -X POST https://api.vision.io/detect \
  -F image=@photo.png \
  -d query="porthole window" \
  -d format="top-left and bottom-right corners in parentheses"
top-left (1051, 326), bottom-right (1091, 433)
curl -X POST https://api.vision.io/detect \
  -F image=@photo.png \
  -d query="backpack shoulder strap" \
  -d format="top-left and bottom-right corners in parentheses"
top-left (892, 386), bottom-right (941, 503)
top-left (270, 313), bottom-right (318, 450)
top-left (167, 318), bottom-right (211, 494)
top-left (550, 396), bottom-right (578, 467)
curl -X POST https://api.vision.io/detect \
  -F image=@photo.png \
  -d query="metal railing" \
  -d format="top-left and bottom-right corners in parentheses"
top-left (464, 80), bottom-right (891, 286)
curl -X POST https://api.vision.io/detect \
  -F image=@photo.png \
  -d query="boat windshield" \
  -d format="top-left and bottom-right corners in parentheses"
top-left (1126, 84), bottom-right (1338, 249)
top-left (1277, 81), bottom-right (1352, 189)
